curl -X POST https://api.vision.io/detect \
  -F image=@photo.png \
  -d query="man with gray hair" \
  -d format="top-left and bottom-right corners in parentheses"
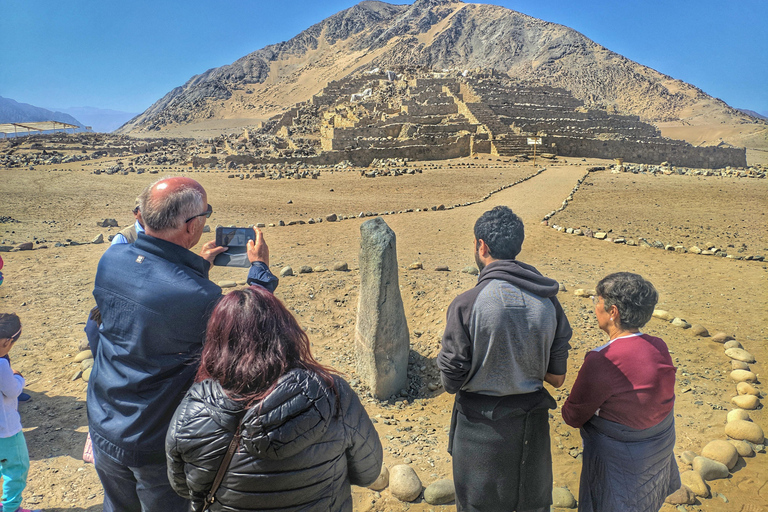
top-left (88, 177), bottom-right (277, 512)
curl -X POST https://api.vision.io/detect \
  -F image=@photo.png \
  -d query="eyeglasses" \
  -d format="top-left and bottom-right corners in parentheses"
top-left (185, 204), bottom-right (213, 223)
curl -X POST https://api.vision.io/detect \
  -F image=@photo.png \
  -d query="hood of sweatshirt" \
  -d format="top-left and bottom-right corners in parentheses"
top-left (477, 259), bottom-right (560, 298)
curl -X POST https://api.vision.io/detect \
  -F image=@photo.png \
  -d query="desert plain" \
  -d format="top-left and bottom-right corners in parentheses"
top-left (0, 150), bottom-right (766, 512)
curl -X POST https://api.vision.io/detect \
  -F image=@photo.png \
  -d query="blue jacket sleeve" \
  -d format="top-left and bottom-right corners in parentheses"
top-left (247, 262), bottom-right (279, 293)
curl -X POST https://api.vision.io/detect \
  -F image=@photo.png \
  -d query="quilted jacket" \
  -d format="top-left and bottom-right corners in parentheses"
top-left (166, 369), bottom-right (383, 512)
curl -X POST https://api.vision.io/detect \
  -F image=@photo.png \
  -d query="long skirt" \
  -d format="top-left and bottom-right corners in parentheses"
top-left (578, 411), bottom-right (680, 512)
top-left (449, 389), bottom-right (556, 512)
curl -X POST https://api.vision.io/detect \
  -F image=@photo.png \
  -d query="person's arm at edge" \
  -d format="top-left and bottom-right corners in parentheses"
top-left (437, 297), bottom-right (473, 394)
top-left (545, 296), bottom-right (572, 389)
top-left (110, 233), bottom-right (128, 245)
top-left (339, 377), bottom-right (383, 487)
top-left (0, 359), bottom-right (24, 399)
top-left (246, 228), bottom-right (278, 292)
top-left (561, 351), bottom-right (614, 428)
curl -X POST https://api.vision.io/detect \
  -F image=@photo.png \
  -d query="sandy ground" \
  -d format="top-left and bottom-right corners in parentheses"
top-left (1, 154), bottom-right (766, 511)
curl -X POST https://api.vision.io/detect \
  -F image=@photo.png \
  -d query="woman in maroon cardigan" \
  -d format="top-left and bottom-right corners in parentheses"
top-left (562, 272), bottom-right (679, 512)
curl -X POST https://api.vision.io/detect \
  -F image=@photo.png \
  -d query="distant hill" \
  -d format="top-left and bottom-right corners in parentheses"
top-left (116, 0), bottom-right (767, 159)
top-left (737, 108), bottom-right (768, 122)
top-left (0, 96), bottom-right (83, 127)
top-left (54, 106), bottom-right (138, 133)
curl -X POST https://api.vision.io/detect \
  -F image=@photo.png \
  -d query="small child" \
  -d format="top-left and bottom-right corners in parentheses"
top-left (0, 313), bottom-right (40, 512)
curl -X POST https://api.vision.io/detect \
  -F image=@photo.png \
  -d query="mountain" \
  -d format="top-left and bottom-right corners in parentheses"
top-left (116, 0), bottom-right (766, 157)
top-left (0, 96), bottom-right (84, 127)
top-left (737, 108), bottom-right (768, 122)
top-left (53, 106), bottom-right (138, 133)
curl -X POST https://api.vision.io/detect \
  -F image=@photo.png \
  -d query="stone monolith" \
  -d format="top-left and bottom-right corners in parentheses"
top-left (355, 217), bottom-right (409, 399)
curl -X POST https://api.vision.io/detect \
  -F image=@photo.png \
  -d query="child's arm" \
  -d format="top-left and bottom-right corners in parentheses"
top-left (0, 359), bottom-right (24, 399)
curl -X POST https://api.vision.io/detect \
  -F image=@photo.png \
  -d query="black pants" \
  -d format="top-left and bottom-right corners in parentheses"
top-left (450, 390), bottom-right (555, 512)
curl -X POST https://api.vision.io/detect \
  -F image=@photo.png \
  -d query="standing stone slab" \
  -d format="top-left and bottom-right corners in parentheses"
top-left (355, 217), bottom-right (409, 399)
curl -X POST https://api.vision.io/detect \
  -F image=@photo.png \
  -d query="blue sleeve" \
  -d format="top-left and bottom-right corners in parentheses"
top-left (246, 262), bottom-right (278, 293)
top-left (111, 233), bottom-right (128, 245)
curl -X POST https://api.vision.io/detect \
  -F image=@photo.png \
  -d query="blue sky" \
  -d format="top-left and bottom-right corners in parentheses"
top-left (1, 0), bottom-right (766, 115)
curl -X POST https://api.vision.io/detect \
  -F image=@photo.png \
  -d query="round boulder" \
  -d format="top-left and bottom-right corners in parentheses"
top-left (711, 332), bottom-right (735, 343)
top-left (736, 382), bottom-right (759, 396)
top-left (652, 309), bottom-right (675, 322)
top-left (82, 367), bottom-right (93, 382)
top-left (724, 340), bottom-right (743, 350)
top-left (74, 350), bottom-right (93, 363)
top-left (332, 261), bottom-right (349, 272)
top-left (731, 394), bottom-right (760, 410)
top-left (424, 479), bottom-right (455, 505)
top-left (552, 487), bottom-right (577, 508)
top-left (389, 465), bottom-right (422, 502)
top-left (731, 360), bottom-right (750, 371)
top-left (701, 440), bottom-right (739, 469)
top-left (728, 440), bottom-right (754, 457)
top-left (730, 370), bottom-right (757, 383)
top-left (671, 318), bottom-right (691, 329)
top-left (680, 470), bottom-right (709, 498)
top-left (280, 266), bottom-right (294, 277)
top-left (218, 280), bottom-right (237, 288)
top-left (690, 324), bottom-right (709, 337)
top-left (665, 485), bottom-right (695, 505)
top-left (726, 409), bottom-right (751, 423)
top-left (680, 450), bottom-right (697, 465)
top-left (461, 265), bottom-right (479, 275)
top-left (367, 465), bottom-right (389, 491)
top-left (725, 420), bottom-right (764, 444)
top-left (725, 348), bottom-right (755, 363)
top-left (692, 456), bottom-right (729, 481)
top-left (408, 262), bottom-right (423, 270)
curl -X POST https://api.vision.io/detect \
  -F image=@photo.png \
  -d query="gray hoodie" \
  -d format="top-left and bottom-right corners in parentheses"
top-left (438, 259), bottom-right (572, 396)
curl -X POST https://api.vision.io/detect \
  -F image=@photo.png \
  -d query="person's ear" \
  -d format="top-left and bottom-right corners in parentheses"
top-left (477, 239), bottom-right (490, 257)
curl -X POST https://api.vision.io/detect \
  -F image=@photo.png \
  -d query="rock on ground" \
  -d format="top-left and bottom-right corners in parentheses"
top-left (355, 217), bottom-right (410, 400)
top-left (680, 470), bottom-right (710, 498)
top-left (731, 394), bottom-right (760, 410)
top-left (692, 456), bottom-right (729, 480)
top-left (726, 409), bottom-right (751, 423)
top-left (730, 370), bottom-right (757, 383)
top-left (423, 479), bottom-right (455, 505)
top-left (665, 485), bottom-right (696, 505)
top-left (711, 332), bottom-right (735, 343)
top-left (367, 465), bottom-right (389, 491)
top-left (389, 464), bottom-right (422, 502)
top-left (552, 487), bottom-right (577, 508)
top-left (701, 440), bottom-right (739, 469)
top-left (725, 420), bottom-right (764, 444)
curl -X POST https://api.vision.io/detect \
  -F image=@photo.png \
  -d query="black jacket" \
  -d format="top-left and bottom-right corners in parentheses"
top-left (166, 369), bottom-right (383, 512)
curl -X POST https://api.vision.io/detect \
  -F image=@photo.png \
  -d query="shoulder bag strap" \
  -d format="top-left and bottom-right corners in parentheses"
top-left (202, 422), bottom-right (243, 511)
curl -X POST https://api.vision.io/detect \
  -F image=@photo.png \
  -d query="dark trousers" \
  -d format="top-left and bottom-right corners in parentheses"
top-left (450, 390), bottom-right (555, 512)
top-left (93, 444), bottom-right (189, 512)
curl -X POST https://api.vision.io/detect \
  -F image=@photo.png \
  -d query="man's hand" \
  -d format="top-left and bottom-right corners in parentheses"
top-left (247, 228), bottom-right (269, 266)
top-left (200, 240), bottom-right (227, 266)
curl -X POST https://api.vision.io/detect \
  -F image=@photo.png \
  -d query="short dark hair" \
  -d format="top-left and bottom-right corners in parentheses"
top-left (138, 179), bottom-right (204, 232)
top-left (0, 313), bottom-right (21, 339)
top-left (474, 206), bottom-right (524, 260)
top-left (596, 272), bottom-right (658, 330)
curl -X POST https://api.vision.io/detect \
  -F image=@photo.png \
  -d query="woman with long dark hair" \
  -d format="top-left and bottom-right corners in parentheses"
top-left (166, 286), bottom-right (382, 512)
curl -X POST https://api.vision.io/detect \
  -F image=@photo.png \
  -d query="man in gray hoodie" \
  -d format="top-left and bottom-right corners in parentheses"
top-left (438, 206), bottom-right (572, 512)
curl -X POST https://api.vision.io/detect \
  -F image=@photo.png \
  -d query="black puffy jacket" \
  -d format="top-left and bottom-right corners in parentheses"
top-left (166, 369), bottom-right (382, 512)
